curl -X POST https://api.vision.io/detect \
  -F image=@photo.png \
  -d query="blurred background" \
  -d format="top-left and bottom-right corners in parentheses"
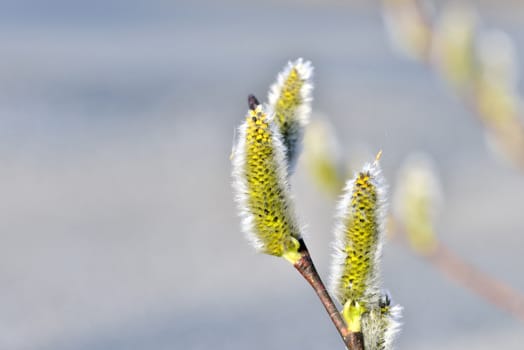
top-left (1, 0), bottom-right (524, 349)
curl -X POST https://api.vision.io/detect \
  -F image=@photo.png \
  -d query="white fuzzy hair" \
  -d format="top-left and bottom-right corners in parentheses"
top-left (231, 104), bottom-right (301, 252)
top-left (382, 303), bottom-right (403, 350)
top-left (362, 300), bottom-right (403, 350)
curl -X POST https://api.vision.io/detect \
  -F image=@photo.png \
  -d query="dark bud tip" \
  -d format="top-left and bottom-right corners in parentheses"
top-left (248, 94), bottom-right (260, 111)
top-left (379, 292), bottom-right (391, 308)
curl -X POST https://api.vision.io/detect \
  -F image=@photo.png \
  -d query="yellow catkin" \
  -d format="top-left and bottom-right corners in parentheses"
top-left (344, 172), bottom-right (378, 299)
top-left (475, 30), bottom-right (519, 127)
top-left (331, 159), bottom-right (402, 350)
top-left (303, 119), bottom-right (346, 196)
top-left (331, 162), bottom-right (385, 305)
top-left (232, 103), bottom-right (301, 263)
top-left (268, 58), bottom-right (313, 172)
top-left (382, 0), bottom-right (432, 61)
top-left (393, 153), bottom-right (441, 255)
top-left (433, 4), bottom-right (478, 89)
top-left (274, 67), bottom-right (303, 127)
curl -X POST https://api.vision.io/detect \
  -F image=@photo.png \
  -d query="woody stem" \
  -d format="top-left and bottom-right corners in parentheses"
top-left (293, 240), bottom-right (365, 350)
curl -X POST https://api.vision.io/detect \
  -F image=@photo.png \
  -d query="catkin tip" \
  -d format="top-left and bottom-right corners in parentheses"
top-left (248, 94), bottom-right (260, 111)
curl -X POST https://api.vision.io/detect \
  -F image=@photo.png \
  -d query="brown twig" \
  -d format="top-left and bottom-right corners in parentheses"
top-left (294, 239), bottom-right (365, 350)
top-left (427, 242), bottom-right (524, 322)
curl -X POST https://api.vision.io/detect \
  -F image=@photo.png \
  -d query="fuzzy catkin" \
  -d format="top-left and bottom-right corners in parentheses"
top-left (330, 159), bottom-right (402, 349)
top-left (330, 161), bottom-right (386, 305)
top-left (232, 103), bottom-right (302, 261)
top-left (393, 153), bottom-right (442, 255)
top-left (268, 58), bottom-right (313, 173)
top-left (361, 295), bottom-right (402, 350)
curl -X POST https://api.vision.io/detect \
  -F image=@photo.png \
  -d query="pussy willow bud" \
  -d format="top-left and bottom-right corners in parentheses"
top-left (475, 30), bottom-right (520, 126)
top-left (268, 58), bottom-right (313, 173)
top-left (477, 29), bottom-right (518, 89)
top-left (432, 4), bottom-right (478, 90)
top-left (382, 0), bottom-right (432, 61)
top-left (361, 293), bottom-right (403, 350)
top-left (303, 119), bottom-right (347, 196)
top-left (232, 97), bottom-right (302, 264)
top-left (331, 156), bottom-right (402, 349)
top-left (393, 153), bottom-right (442, 255)
top-left (330, 157), bottom-right (387, 305)
top-left (473, 30), bottom-right (524, 169)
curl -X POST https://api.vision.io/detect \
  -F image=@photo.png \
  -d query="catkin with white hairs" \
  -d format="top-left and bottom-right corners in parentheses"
top-left (268, 58), bottom-right (314, 173)
top-left (232, 98), bottom-right (302, 264)
top-left (330, 157), bottom-right (402, 349)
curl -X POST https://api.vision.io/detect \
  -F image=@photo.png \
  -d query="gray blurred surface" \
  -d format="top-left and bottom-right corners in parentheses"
top-left (1, 1), bottom-right (524, 349)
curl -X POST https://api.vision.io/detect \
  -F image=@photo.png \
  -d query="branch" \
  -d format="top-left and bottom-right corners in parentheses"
top-left (383, 0), bottom-right (524, 171)
top-left (390, 217), bottom-right (524, 322)
top-left (428, 242), bottom-right (524, 322)
top-left (294, 240), bottom-right (364, 350)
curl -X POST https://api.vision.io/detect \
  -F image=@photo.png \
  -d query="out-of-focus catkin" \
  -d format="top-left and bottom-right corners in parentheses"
top-left (432, 4), bottom-right (478, 90)
top-left (382, 0), bottom-right (432, 61)
top-left (393, 153), bottom-right (442, 256)
top-left (303, 119), bottom-right (347, 196)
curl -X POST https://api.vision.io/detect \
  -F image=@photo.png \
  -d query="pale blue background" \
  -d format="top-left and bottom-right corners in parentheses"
top-left (1, 1), bottom-right (523, 349)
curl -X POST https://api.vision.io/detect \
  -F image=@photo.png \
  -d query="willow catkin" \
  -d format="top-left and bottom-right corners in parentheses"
top-left (232, 97), bottom-right (302, 264)
top-left (268, 58), bottom-right (313, 173)
top-left (330, 159), bottom-right (386, 305)
top-left (393, 153), bottom-right (442, 255)
top-left (361, 293), bottom-right (403, 350)
top-left (330, 157), bottom-right (402, 349)
top-left (433, 4), bottom-right (478, 89)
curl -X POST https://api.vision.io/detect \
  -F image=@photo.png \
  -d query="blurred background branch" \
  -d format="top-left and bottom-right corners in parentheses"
top-left (382, 0), bottom-right (524, 171)
top-left (392, 154), bottom-right (524, 322)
